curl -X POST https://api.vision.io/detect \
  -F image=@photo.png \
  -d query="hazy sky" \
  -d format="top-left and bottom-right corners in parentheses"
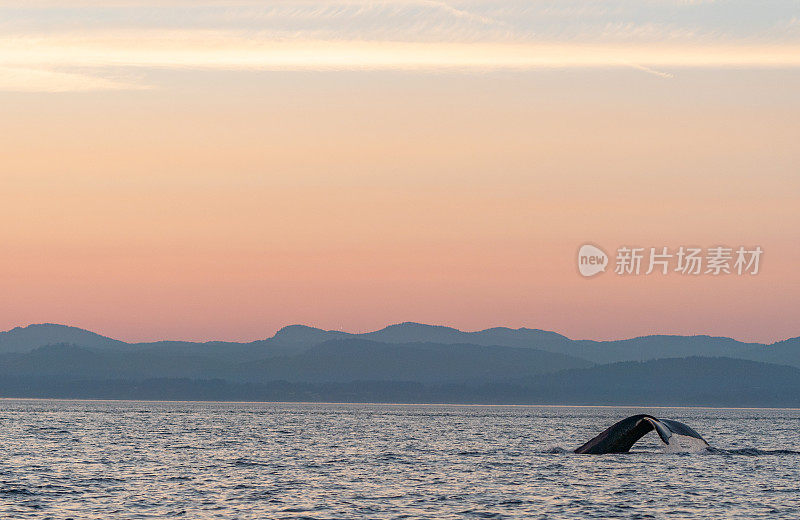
top-left (1, 1), bottom-right (798, 342)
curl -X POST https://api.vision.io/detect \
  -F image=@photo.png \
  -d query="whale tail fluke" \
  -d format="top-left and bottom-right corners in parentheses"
top-left (574, 414), bottom-right (709, 454)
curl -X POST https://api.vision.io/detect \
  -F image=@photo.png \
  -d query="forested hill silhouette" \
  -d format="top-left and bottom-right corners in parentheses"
top-left (0, 323), bottom-right (797, 405)
top-left (0, 322), bottom-right (794, 365)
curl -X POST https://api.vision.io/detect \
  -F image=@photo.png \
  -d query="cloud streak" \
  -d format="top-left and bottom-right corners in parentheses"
top-left (4, 33), bottom-right (800, 70)
top-left (3, 1), bottom-right (800, 91)
top-left (2, 0), bottom-right (799, 42)
top-left (0, 66), bottom-right (146, 92)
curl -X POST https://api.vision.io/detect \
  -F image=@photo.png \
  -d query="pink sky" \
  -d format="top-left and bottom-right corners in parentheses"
top-left (1, 68), bottom-right (798, 343)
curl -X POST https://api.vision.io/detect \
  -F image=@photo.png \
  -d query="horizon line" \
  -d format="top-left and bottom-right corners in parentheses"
top-left (4, 321), bottom-right (796, 346)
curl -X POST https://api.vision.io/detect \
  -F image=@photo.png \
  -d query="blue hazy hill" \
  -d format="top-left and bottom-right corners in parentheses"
top-left (1, 321), bottom-right (797, 366)
top-left (0, 322), bottom-right (797, 405)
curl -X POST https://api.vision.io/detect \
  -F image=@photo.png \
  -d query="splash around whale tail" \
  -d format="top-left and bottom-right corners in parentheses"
top-left (574, 415), bottom-right (709, 454)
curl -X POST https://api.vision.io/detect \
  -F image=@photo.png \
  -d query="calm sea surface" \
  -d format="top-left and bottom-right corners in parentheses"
top-left (0, 400), bottom-right (798, 519)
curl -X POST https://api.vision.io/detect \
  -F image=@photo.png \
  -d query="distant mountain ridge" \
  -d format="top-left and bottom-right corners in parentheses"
top-left (0, 322), bottom-right (798, 405)
top-left (0, 355), bottom-right (797, 407)
top-left (0, 323), bottom-right (125, 353)
top-left (0, 338), bottom-right (592, 383)
top-left (231, 338), bottom-right (592, 383)
top-left (0, 322), bottom-right (794, 367)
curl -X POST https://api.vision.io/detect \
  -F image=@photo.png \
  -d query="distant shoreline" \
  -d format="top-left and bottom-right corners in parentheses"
top-left (1, 395), bottom-right (799, 410)
top-left (6, 397), bottom-right (800, 411)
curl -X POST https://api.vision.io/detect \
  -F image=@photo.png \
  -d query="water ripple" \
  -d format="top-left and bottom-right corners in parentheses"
top-left (0, 401), bottom-right (797, 519)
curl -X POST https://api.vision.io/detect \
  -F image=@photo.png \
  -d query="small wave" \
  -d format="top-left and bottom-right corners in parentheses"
top-left (706, 447), bottom-right (800, 456)
top-left (233, 458), bottom-right (270, 467)
top-left (0, 487), bottom-right (35, 495)
top-left (543, 446), bottom-right (571, 454)
top-left (459, 511), bottom-right (503, 519)
top-left (377, 452), bottom-right (407, 461)
top-left (541, 446), bottom-right (800, 456)
top-left (81, 477), bottom-right (125, 483)
top-left (27, 426), bottom-right (70, 434)
top-left (663, 435), bottom-right (709, 454)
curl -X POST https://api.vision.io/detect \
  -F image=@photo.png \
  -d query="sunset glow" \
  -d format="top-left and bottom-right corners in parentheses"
top-left (1, 0), bottom-right (798, 342)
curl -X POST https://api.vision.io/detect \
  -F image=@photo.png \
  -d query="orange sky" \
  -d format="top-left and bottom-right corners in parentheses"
top-left (1, 0), bottom-right (799, 343)
top-left (1, 68), bottom-right (798, 343)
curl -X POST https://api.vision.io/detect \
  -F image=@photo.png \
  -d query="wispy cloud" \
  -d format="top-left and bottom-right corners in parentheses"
top-left (3, 0), bottom-right (799, 42)
top-left (0, 66), bottom-right (146, 92)
top-left (2, 1), bottom-right (799, 91)
top-left (627, 63), bottom-right (675, 79)
top-left (4, 32), bottom-right (800, 70)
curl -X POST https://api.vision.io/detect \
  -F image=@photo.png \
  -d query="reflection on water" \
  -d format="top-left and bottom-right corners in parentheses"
top-left (0, 400), bottom-right (798, 519)
top-left (662, 433), bottom-right (710, 453)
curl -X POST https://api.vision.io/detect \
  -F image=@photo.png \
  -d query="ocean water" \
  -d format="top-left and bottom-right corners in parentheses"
top-left (0, 400), bottom-right (798, 519)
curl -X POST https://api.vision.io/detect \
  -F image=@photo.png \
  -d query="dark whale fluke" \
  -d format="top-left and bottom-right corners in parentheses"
top-left (574, 414), bottom-right (709, 454)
